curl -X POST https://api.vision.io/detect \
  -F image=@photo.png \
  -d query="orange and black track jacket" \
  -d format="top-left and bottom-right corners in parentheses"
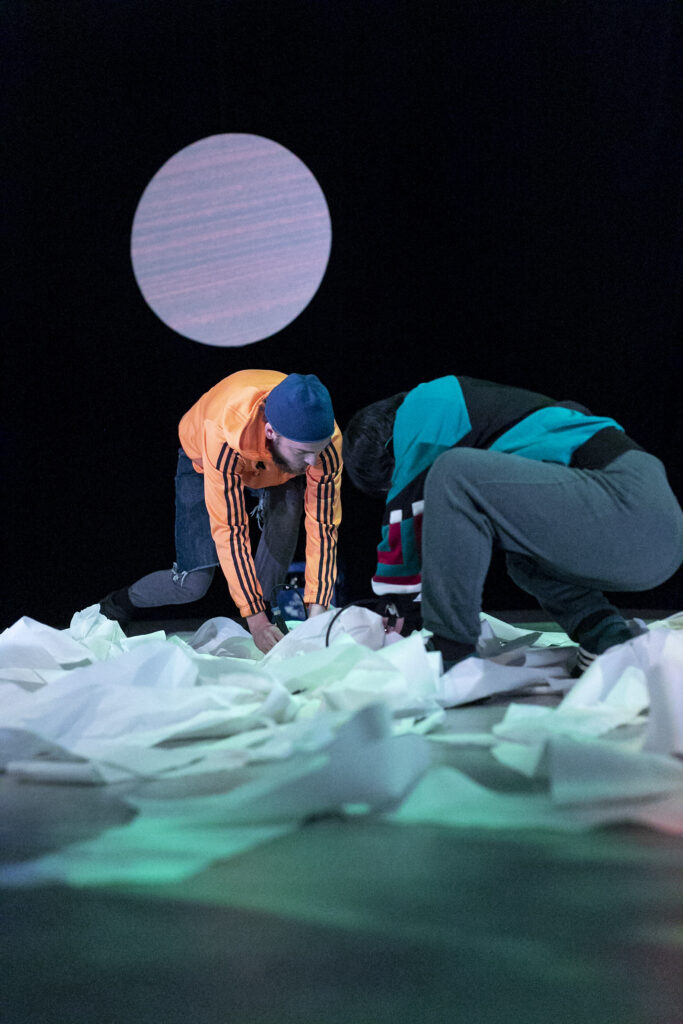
top-left (178, 369), bottom-right (342, 618)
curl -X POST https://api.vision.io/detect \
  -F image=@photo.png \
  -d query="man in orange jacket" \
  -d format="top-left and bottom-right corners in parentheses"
top-left (100, 370), bottom-right (343, 653)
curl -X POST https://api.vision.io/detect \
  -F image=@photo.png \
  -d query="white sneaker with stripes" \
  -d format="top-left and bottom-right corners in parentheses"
top-left (571, 618), bottom-right (648, 677)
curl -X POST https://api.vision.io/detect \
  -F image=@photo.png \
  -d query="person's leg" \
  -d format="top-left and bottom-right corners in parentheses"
top-left (100, 449), bottom-right (219, 623)
top-left (504, 554), bottom-right (624, 638)
top-left (504, 553), bottom-right (642, 671)
top-left (101, 565), bottom-right (215, 622)
top-left (128, 565), bottom-right (215, 607)
top-left (253, 476), bottom-right (306, 606)
top-left (420, 448), bottom-right (683, 652)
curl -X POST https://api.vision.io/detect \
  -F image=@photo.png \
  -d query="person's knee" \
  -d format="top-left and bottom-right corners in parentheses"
top-left (174, 566), bottom-right (215, 601)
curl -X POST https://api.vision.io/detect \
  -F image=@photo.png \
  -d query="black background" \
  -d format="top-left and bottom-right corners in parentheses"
top-left (4, 0), bottom-right (681, 629)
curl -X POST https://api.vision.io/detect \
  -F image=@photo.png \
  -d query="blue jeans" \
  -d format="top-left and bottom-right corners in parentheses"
top-left (174, 449), bottom-right (222, 573)
top-left (128, 450), bottom-right (305, 611)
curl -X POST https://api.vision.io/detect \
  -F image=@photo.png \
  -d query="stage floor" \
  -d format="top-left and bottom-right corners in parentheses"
top-left (1, 613), bottom-right (682, 1024)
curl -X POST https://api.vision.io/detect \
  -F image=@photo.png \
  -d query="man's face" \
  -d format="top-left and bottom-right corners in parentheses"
top-left (265, 428), bottom-right (330, 475)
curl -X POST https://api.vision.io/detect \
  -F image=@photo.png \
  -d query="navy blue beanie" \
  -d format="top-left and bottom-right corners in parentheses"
top-left (264, 373), bottom-right (335, 442)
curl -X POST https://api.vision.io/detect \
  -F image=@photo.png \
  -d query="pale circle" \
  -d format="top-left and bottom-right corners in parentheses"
top-left (131, 134), bottom-right (332, 347)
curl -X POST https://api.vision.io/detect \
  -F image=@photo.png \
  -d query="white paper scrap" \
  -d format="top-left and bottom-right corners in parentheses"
top-left (385, 764), bottom-right (590, 831)
top-left (437, 656), bottom-right (568, 708)
top-left (68, 604), bottom-right (131, 660)
top-left (546, 735), bottom-right (683, 806)
top-left (385, 760), bottom-right (683, 834)
top-left (643, 657), bottom-right (683, 756)
top-left (0, 616), bottom-right (91, 673)
top-left (263, 605), bottom-right (386, 660)
top-left (185, 616), bottom-right (261, 660)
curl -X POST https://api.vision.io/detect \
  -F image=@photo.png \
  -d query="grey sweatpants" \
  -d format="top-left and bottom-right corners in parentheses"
top-left (420, 449), bottom-right (683, 644)
top-left (128, 476), bottom-right (306, 611)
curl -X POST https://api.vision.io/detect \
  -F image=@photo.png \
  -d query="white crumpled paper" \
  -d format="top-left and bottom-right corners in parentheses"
top-left (1, 603), bottom-right (682, 889)
top-left (1, 703), bottom-right (431, 886)
top-left (0, 607), bottom-right (444, 784)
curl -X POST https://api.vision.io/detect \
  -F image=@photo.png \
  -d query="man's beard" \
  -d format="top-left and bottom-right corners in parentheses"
top-left (266, 437), bottom-right (304, 475)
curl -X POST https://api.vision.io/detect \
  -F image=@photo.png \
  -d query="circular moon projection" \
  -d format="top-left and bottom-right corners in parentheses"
top-left (131, 134), bottom-right (332, 347)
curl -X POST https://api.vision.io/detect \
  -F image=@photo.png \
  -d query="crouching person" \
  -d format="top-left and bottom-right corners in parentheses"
top-left (343, 375), bottom-right (682, 672)
top-left (100, 370), bottom-right (342, 653)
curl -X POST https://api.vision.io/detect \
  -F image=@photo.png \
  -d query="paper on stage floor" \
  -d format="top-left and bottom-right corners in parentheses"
top-left (0, 704), bottom-right (432, 886)
top-left (1, 606), bottom-right (681, 768)
top-left (384, 760), bottom-right (683, 835)
top-left (0, 606), bottom-right (563, 785)
top-left (1, 603), bottom-right (682, 859)
top-left (490, 628), bottom-right (683, 776)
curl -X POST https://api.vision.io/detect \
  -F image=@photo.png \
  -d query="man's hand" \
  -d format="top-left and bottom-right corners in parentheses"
top-left (306, 603), bottom-right (328, 618)
top-left (246, 611), bottom-right (284, 654)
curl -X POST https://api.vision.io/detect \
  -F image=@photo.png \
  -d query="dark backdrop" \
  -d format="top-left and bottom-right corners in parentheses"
top-left (4, 0), bottom-right (681, 629)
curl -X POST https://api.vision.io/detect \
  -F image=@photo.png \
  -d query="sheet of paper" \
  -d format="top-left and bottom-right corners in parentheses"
top-left (546, 734), bottom-right (683, 806)
top-left (385, 761), bottom-right (683, 835)
top-left (643, 657), bottom-right (683, 756)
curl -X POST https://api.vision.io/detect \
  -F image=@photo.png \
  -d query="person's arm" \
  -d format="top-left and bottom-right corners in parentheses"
top-left (369, 480), bottom-right (426, 635)
top-left (201, 423), bottom-right (283, 653)
top-left (371, 494), bottom-right (424, 598)
top-left (302, 426), bottom-right (343, 611)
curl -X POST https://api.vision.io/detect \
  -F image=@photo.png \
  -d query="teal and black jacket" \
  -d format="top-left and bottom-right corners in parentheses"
top-left (371, 375), bottom-right (642, 598)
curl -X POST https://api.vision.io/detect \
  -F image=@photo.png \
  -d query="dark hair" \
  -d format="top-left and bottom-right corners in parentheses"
top-left (343, 392), bottom-right (407, 496)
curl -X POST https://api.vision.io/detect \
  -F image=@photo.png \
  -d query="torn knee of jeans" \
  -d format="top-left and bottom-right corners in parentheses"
top-left (249, 495), bottom-right (266, 531)
top-left (171, 563), bottom-right (189, 586)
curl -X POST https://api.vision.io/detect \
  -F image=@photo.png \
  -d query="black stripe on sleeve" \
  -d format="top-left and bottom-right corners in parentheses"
top-left (315, 441), bottom-right (340, 605)
top-left (216, 442), bottom-right (229, 473)
top-left (315, 448), bottom-right (332, 604)
top-left (222, 449), bottom-right (263, 615)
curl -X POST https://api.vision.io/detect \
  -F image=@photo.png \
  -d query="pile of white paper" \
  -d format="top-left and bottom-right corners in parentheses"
top-left (1, 605), bottom-right (681, 887)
